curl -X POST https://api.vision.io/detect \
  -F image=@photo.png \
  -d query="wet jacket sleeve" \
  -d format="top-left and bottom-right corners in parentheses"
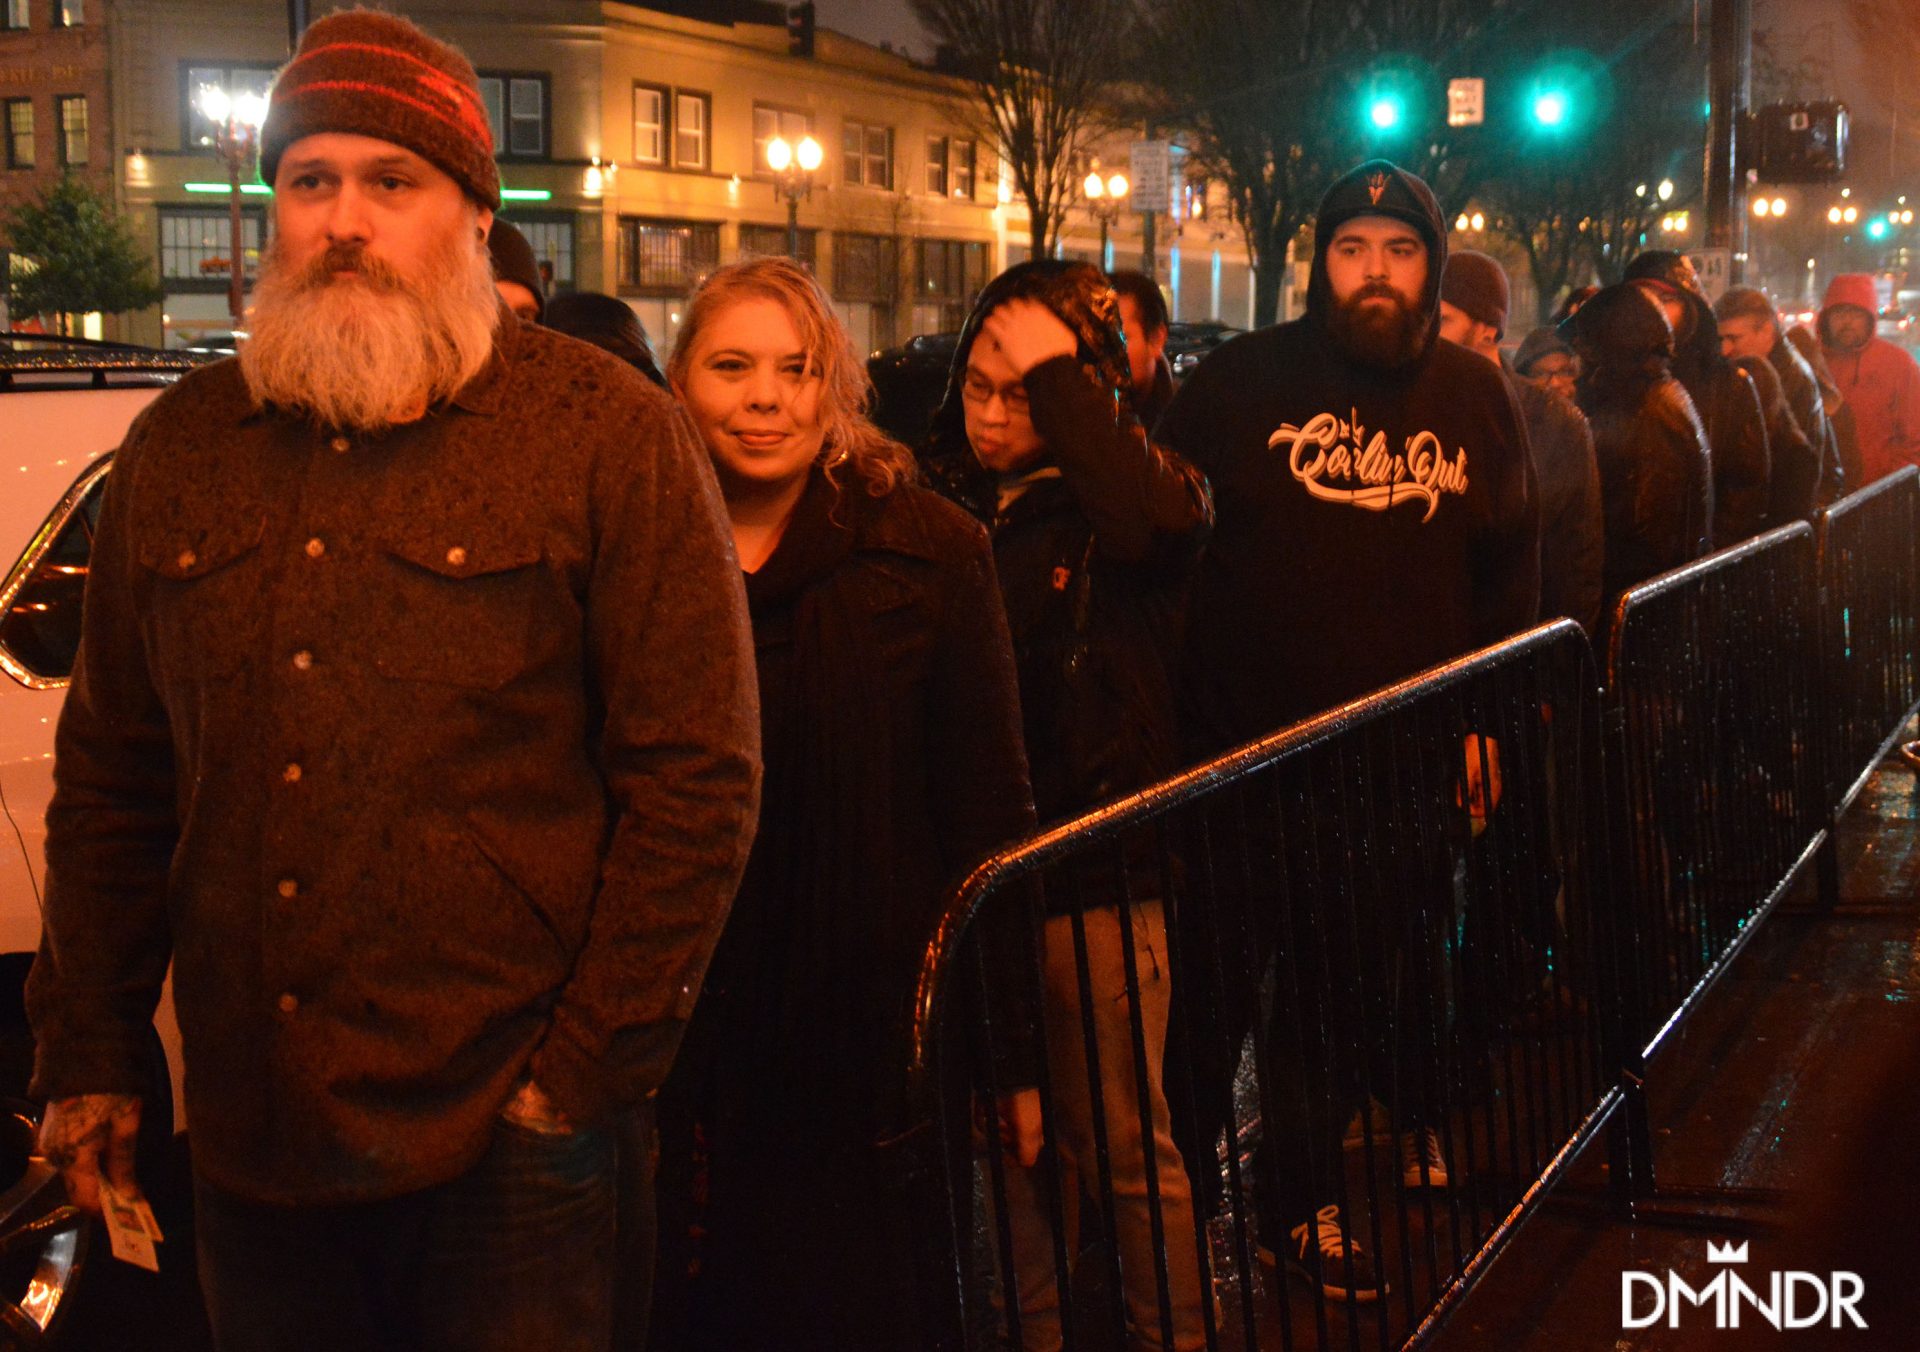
top-left (1473, 380), bottom-right (1542, 645)
top-left (1542, 398), bottom-right (1605, 640)
top-left (1711, 369), bottom-right (1771, 547)
top-left (1743, 356), bottom-right (1818, 525)
top-left (1891, 348), bottom-right (1920, 463)
top-left (530, 408), bottom-right (762, 1124)
top-left (28, 420), bottom-right (178, 1100)
top-left (1646, 390), bottom-right (1716, 572)
top-left (1024, 356), bottom-right (1214, 565)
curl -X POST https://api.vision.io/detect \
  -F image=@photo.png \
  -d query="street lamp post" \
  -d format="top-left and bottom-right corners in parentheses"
top-left (1083, 170), bottom-right (1128, 268)
top-left (765, 134), bottom-right (823, 262)
top-left (196, 86), bottom-right (268, 333)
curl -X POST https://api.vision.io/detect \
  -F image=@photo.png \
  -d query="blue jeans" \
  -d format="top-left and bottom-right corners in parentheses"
top-left (195, 1116), bottom-right (618, 1352)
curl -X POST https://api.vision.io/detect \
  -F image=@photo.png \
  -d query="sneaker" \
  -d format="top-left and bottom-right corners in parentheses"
top-left (1264, 1203), bottom-right (1387, 1303)
top-left (1401, 1126), bottom-right (1451, 1189)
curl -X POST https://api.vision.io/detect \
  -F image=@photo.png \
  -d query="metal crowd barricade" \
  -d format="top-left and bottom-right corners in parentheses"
top-left (894, 623), bottom-right (1622, 1352)
top-left (1813, 466), bottom-right (1920, 890)
top-left (1600, 523), bottom-right (1822, 1069)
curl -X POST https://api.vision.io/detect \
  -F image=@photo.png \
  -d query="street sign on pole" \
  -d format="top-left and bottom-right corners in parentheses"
top-left (1685, 247), bottom-right (1733, 303)
top-left (1447, 78), bottom-right (1484, 128)
top-left (1129, 141), bottom-right (1172, 214)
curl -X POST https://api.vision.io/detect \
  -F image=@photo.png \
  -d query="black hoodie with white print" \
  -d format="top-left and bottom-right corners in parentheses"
top-left (1158, 159), bottom-right (1540, 750)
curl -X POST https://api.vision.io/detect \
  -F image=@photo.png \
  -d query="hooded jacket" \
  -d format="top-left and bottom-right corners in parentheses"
top-left (1562, 284), bottom-right (1712, 609)
top-left (1630, 272), bottom-right (1770, 547)
top-left (1158, 159), bottom-right (1540, 747)
top-left (1817, 273), bottom-right (1920, 484)
top-left (922, 261), bottom-right (1212, 847)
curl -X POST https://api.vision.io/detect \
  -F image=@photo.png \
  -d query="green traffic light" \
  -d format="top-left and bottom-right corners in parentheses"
top-left (1868, 217), bottom-right (1890, 240)
top-left (1369, 96), bottom-right (1403, 130)
top-left (1533, 92), bottom-right (1568, 127)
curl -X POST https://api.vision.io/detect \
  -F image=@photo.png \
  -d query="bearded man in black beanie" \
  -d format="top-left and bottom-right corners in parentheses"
top-left (1157, 160), bottom-right (1538, 1303)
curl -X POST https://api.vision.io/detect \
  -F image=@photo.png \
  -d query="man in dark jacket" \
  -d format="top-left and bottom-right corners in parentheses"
top-left (1626, 252), bottom-right (1771, 547)
top-left (1440, 250), bottom-right (1604, 636)
top-left (1718, 286), bottom-right (1838, 512)
top-left (1159, 160), bottom-right (1539, 1302)
top-left (927, 260), bottom-right (1212, 1351)
top-left (1109, 268), bottom-right (1177, 430)
top-left (1561, 283), bottom-right (1714, 619)
top-left (25, 15), bottom-right (760, 1349)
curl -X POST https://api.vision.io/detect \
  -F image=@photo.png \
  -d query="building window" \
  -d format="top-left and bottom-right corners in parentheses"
top-left (159, 208), bottom-right (263, 284)
top-left (738, 224), bottom-right (816, 270)
top-left (478, 74), bottom-right (547, 159)
top-left (507, 215), bottom-right (575, 287)
top-left (617, 217), bottom-right (720, 295)
top-left (752, 104), bottom-right (812, 176)
top-left (55, 0), bottom-right (79, 25)
top-left (833, 232), bottom-right (899, 303)
top-left (183, 63), bottom-right (275, 149)
top-left (55, 95), bottom-right (86, 166)
top-left (632, 85), bottom-right (665, 165)
top-left (927, 136), bottom-right (976, 199)
top-left (918, 238), bottom-right (988, 302)
top-left (674, 92), bottom-right (708, 170)
top-left (4, 99), bottom-right (32, 170)
top-left (842, 121), bottom-right (892, 190)
top-left (3, 0), bottom-right (26, 30)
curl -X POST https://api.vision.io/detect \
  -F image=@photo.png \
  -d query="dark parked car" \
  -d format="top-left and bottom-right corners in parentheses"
top-left (1165, 321), bottom-right (1243, 378)
top-left (867, 331), bottom-right (958, 447)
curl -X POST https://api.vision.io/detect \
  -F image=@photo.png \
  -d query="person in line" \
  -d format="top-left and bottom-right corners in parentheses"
top-left (487, 216), bottom-right (546, 322)
top-left (1560, 283), bottom-right (1714, 613)
top-left (924, 259), bottom-right (1212, 1352)
top-left (1786, 321), bottom-right (1866, 496)
top-left (1440, 250), bottom-right (1603, 637)
top-left (1108, 269), bottom-right (1177, 429)
top-left (1158, 160), bottom-right (1539, 1302)
top-left (1513, 326), bottom-right (1581, 404)
top-left (26, 13), bottom-right (761, 1351)
top-left (1717, 286), bottom-right (1840, 513)
top-left (1625, 252), bottom-right (1772, 548)
top-left (546, 290), bottom-right (667, 387)
top-left (655, 256), bottom-right (1040, 1352)
top-left (1815, 273), bottom-right (1920, 485)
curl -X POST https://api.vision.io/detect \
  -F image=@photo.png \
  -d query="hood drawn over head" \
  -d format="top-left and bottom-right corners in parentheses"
top-left (1308, 158), bottom-right (1448, 361)
top-left (924, 259), bottom-right (1132, 472)
top-left (1819, 273), bottom-right (1880, 345)
top-left (1561, 282), bottom-right (1674, 394)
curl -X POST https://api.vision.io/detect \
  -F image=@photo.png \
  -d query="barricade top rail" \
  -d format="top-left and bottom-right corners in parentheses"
top-left (1818, 464), bottom-right (1919, 533)
top-left (901, 616), bottom-right (1595, 1104)
top-left (1603, 520), bottom-right (1814, 688)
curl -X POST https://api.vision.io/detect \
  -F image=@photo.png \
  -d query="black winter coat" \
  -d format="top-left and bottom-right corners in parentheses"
top-left (1671, 291), bottom-right (1769, 547)
top-left (1772, 331), bottom-right (1847, 504)
top-left (1567, 285), bottom-right (1714, 606)
top-left (1737, 352), bottom-right (1819, 526)
top-left (1512, 375), bottom-right (1604, 637)
top-left (991, 357), bottom-right (1212, 835)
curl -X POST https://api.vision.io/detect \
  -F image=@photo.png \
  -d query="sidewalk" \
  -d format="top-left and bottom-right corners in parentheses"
top-left (1427, 750), bottom-right (1920, 1351)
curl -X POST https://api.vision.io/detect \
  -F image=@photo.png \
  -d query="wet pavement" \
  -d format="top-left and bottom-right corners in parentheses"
top-left (1427, 748), bottom-right (1920, 1351)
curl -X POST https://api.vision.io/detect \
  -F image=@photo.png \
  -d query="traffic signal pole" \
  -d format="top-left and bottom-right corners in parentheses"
top-left (1705, 0), bottom-right (1752, 282)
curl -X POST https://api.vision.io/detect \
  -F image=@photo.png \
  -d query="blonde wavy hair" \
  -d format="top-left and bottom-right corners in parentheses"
top-left (668, 255), bottom-right (916, 497)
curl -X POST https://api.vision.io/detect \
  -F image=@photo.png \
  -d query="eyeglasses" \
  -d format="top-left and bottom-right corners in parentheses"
top-left (961, 373), bottom-right (1031, 417)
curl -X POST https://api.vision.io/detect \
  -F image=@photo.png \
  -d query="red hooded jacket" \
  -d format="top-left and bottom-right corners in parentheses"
top-left (1819, 273), bottom-right (1920, 484)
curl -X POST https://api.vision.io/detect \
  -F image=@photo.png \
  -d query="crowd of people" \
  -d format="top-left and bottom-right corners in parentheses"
top-left (21, 13), bottom-right (1920, 1352)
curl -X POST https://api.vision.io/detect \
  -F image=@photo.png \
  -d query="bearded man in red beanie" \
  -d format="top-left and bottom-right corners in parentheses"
top-left (1818, 273), bottom-right (1920, 484)
top-left (24, 12), bottom-right (760, 1348)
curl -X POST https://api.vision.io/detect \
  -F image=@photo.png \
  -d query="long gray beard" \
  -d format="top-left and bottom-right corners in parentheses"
top-left (240, 228), bottom-right (500, 432)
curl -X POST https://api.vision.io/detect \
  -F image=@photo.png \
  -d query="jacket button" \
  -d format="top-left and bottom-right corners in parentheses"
top-left (283, 763), bottom-right (302, 784)
top-left (292, 650), bottom-right (313, 671)
top-left (305, 537), bottom-right (326, 559)
top-left (277, 878), bottom-right (298, 898)
top-left (330, 436), bottom-right (350, 453)
top-left (277, 992), bottom-right (299, 1014)
top-left (176, 549), bottom-right (196, 571)
top-left (446, 546), bottom-right (468, 567)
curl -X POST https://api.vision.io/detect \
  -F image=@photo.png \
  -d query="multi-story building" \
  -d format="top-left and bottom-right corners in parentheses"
top-left (0, 0), bottom-right (113, 330)
top-left (90, 0), bottom-right (1261, 350)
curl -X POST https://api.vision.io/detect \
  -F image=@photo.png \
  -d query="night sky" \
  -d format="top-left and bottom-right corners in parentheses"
top-left (817, 0), bottom-right (930, 57)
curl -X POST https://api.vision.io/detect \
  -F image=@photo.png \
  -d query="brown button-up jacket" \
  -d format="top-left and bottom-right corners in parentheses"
top-left (27, 320), bottom-right (761, 1205)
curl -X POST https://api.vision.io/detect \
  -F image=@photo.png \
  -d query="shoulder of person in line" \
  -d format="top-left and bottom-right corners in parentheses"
top-left (512, 323), bottom-right (681, 422)
top-left (854, 479), bottom-right (994, 563)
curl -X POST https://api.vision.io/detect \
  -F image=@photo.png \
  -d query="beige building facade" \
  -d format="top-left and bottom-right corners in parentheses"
top-left (90, 0), bottom-right (1259, 351)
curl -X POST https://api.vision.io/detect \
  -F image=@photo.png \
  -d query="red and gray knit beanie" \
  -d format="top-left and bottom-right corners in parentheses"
top-left (259, 10), bottom-right (501, 210)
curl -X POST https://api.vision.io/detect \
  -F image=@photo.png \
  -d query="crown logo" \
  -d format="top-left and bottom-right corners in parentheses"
top-left (1707, 1240), bottom-right (1749, 1265)
top-left (1366, 172), bottom-right (1389, 205)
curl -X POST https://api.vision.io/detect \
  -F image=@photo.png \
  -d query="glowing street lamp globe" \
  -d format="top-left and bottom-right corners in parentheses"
top-left (765, 135), bottom-right (793, 172)
top-left (795, 135), bottom-right (823, 173)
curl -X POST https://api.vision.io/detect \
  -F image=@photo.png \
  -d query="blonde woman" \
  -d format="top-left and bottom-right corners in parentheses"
top-left (653, 257), bottom-right (1039, 1351)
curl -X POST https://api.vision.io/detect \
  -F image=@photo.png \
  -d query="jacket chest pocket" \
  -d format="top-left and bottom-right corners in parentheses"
top-left (136, 518), bottom-right (268, 683)
top-left (373, 528), bottom-right (545, 691)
